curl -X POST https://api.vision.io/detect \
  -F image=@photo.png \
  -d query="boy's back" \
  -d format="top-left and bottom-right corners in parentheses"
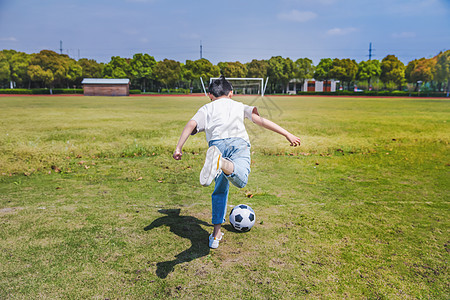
top-left (192, 97), bottom-right (254, 144)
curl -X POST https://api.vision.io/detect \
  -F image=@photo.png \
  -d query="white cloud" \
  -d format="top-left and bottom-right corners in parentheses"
top-left (326, 27), bottom-right (358, 36)
top-left (0, 37), bottom-right (17, 42)
top-left (392, 32), bottom-right (416, 38)
top-left (277, 10), bottom-right (317, 22)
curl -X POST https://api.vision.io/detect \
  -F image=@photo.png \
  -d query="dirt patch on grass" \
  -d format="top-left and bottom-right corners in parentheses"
top-left (0, 207), bottom-right (24, 214)
top-left (269, 258), bottom-right (293, 269)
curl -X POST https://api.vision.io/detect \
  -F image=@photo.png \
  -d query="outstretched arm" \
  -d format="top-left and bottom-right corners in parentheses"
top-left (251, 109), bottom-right (301, 146)
top-left (143, 217), bottom-right (164, 231)
top-left (173, 119), bottom-right (197, 160)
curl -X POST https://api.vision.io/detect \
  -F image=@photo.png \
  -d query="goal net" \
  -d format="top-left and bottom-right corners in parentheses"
top-left (209, 77), bottom-right (267, 96)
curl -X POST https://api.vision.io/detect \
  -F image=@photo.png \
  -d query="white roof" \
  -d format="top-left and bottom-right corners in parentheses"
top-left (81, 78), bottom-right (130, 85)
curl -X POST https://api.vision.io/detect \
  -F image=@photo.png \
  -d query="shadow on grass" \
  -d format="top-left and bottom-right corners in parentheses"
top-left (144, 209), bottom-right (211, 279)
top-left (222, 224), bottom-right (237, 233)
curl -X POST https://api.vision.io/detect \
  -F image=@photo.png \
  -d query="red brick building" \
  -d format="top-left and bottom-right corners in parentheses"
top-left (81, 78), bottom-right (130, 96)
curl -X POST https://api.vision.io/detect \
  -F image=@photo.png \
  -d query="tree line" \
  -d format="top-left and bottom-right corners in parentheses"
top-left (0, 49), bottom-right (449, 94)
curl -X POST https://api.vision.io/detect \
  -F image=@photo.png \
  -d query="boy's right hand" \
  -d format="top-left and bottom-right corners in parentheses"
top-left (173, 149), bottom-right (182, 160)
top-left (286, 133), bottom-right (301, 147)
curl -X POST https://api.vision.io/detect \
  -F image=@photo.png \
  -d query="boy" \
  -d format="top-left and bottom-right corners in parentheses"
top-left (173, 76), bottom-right (301, 249)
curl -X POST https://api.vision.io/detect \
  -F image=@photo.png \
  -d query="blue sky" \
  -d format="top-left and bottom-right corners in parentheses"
top-left (0, 0), bottom-right (449, 64)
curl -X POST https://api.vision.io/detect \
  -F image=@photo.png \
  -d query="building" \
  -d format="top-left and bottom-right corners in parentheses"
top-left (287, 79), bottom-right (338, 94)
top-left (81, 78), bottom-right (130, 96)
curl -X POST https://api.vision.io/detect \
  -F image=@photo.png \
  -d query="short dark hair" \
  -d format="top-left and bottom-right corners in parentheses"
top-left (208, 75), bottom-right (233, 98)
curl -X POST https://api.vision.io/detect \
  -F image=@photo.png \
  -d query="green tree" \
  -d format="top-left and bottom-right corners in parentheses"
top-left (184, 58), bottom-right (220, 89)
top-left (405, 57), bottom-right (436, 91)
top-left (66, 59), bottom-right (82, 88)
top-left (27, 65), bottom-right (54, 87)
top-left (0, 52), bottom-right (11, 87)
top-left (217, 61), bottom-right (247, 78)
top-left (28, 50), bottom-right (81, 88)
top-left (329, 58), bottom-right (358, 90)
top-left (314, 58), bottom-right (333, 82)
top-left (357, 60), bottom-right (381, 88)
top-left (246, 59), bottom-right (268, 78)
top-left (153, 59), bottom-right (182, 89)
top-left (294, 58), bottom-right (314, 91)
top-left (1, 50), bottom-right (17, 60)
top-left (0, 50), bottom-right (20, 88)
top-left (380, 55), bottom-right (405, 90)
top-left (405, 59), bottom-right (419, 83)
top-left (29, 50), bottom-right (60, 87)
top-left (267, 56), bottom-right (295, 93)
top-left (78, 58), bottom-right (104, 79)
top-left (10, 52), bottom-right (31, 88)
top-left (130, 53), bottom-right (156, 92)
top-left (103, 56), bottom-right (132, 79)
top-left (435, 50), bottom-right (450, 96)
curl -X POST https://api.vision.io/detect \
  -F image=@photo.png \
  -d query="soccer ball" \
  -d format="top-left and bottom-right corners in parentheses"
top-left (229, 204), bottom-right (255, 232)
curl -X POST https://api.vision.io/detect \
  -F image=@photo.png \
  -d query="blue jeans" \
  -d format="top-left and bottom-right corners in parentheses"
top-left (209, 137), bottom-right (251, 224)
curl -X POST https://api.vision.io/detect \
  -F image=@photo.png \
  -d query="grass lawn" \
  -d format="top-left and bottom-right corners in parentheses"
top-left (0, 95), bottom-right (449, 299)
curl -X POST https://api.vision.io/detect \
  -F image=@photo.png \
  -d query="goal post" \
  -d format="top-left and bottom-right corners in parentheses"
top-left (209, 77), bottom-right (268, 97)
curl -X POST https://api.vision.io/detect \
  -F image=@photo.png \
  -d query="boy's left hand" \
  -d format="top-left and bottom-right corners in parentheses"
top-left (286, 133), bottom-right (301, 147)
top-left (173, 149), bottom-right (182, 160)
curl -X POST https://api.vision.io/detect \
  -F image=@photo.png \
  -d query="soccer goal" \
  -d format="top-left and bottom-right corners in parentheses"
top-left (208, 77), bottom-right (269, 96)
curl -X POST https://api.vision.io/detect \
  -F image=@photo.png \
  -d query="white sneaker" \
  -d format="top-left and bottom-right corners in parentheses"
top-left (200, 146), bottom-right (222, 187)
top-left (209, 232), bottom-right (224, 249)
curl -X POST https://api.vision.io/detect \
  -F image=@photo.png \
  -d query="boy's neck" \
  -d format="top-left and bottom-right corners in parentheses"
top-left (209, 91), bottom-right (233, 101)
top-left (211, 95), bottom-right (230, 101)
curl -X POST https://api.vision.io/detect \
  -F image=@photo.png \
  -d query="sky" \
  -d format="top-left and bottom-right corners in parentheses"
top-left (0, 0), bottom-right (449, 64)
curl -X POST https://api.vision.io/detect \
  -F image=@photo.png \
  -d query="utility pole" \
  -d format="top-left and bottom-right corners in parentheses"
top-left (200, 40), bottom-right (203, 59)
top-left (367, 42), bottom-right (375, 91)
top-left (60, 40), bottom-right (63, 54)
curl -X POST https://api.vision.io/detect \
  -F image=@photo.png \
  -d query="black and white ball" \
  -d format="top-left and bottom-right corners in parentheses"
top-left (229, 204), bottom-right (255, 232)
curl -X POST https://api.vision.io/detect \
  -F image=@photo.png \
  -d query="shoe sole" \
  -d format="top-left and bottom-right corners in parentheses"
top-left (200, 146), bottom-right (221, 187)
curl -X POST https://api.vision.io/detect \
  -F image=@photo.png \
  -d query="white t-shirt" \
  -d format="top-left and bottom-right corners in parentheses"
top-left (191, 98), bottom-right (255, 144)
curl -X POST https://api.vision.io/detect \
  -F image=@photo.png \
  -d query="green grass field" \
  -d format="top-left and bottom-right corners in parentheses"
top-left (0, 95), bottom-right (449, 299)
